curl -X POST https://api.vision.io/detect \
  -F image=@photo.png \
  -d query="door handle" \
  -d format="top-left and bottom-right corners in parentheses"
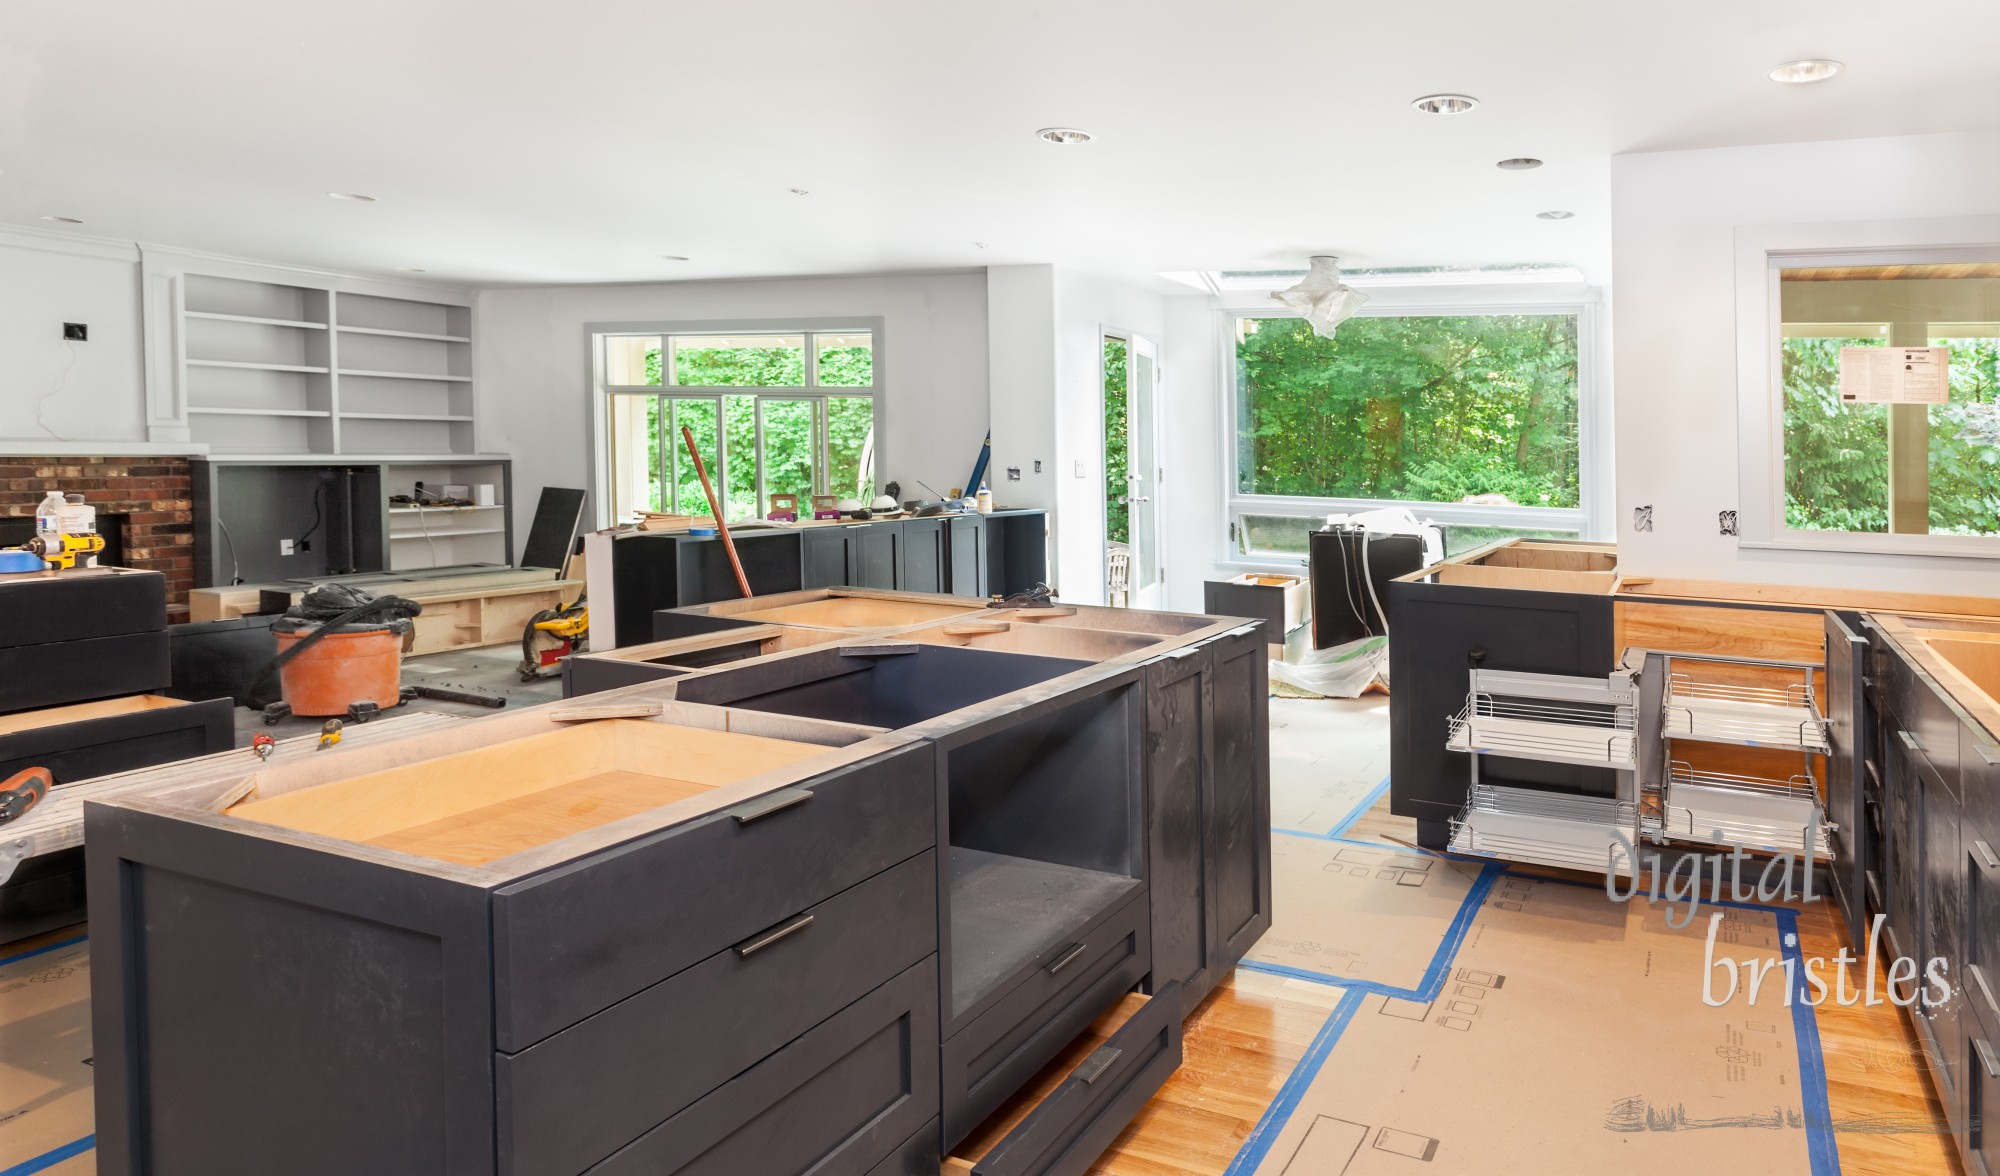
top-left (1972, 964), bottom-right (2000, 1024)
top-left (1045, 942), bottom-right (1087, 975)
top-left (1073, 1045), bottom-right (1124, 1085)
top-left (1980, 1038), bottom-right (2000, 1080)
top-left (735, 913), bottom-right (814, 957)
top-left (1132, 497), bottom-right (1151, 503)
top-left (1978, 840), bottom-right (2000, 871)
top-left (729, 788), bottom-right (812, 825)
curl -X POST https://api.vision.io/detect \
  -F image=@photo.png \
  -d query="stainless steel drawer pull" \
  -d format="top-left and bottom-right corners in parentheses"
top-left (1980, 1039), bottom-right (2000, 1081)
top-left (735, 913), bottom-right (815, 957)
top-left (1979, 841), bottom-right (2000, 871)
top-left (1046, 943), bottom-right (1088, 975)
top-left (1074, 1045), bottom-right (1123, 1085)
top-left (1972, 965), bottom-right (2000, 1023)
top-left (730, 788), bottom-right (813, 825)
top-left (1898, 730), bottom-right (1922, 754)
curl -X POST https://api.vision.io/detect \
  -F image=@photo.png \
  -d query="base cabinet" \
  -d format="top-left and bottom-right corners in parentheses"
top-left (803, 524), bottom-right (903, 592)
top-left (902, 519), bottom-right (946, 594)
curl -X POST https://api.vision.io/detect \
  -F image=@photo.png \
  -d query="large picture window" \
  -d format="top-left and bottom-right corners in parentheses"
top-left (1226, 306), bottom-right (1594, 559)
top-left (600, 329), bottom-right (877, 523)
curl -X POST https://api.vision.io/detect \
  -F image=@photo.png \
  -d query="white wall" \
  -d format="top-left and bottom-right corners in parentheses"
top-left (0, 229), bottom-right (147, 446)
top-left (986, 264), bottom-right (1059, 518)
top-left (1159, 295), bottom-right (1227, 612)
top-left (476, 272), bottom-right (991, 543)
top-left (1612, 129), bottom-right (2000, 593)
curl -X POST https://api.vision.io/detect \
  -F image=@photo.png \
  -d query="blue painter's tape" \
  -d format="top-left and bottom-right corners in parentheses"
top-left (0, 1135), bottom-right (95, 1176)
top-left (1222, 989), bottom-right (1365, 1176)
top-left (0, 934), bottom-right (86, 970)
top-left (1778, 908), bottom-right (1841, 1175)
top-left (1238, 862), bottom-right (1502, 1000)
top-left (1325, 775), bottom-right (1391, 839)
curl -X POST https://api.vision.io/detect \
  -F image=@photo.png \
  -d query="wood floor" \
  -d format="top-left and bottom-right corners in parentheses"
top-left (1087, 792), bottom-right (1962, 1175)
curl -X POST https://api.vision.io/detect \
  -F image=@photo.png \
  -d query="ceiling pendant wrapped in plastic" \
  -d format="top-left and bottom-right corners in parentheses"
top-left (1270, 255), bottom-right (1369, 338)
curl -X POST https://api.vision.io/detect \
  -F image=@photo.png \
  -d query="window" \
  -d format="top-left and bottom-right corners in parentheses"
top-left (1779, 265), bottom-right (2000, 538)
top-left (1226, 306), bottom-right (1595, 560)
top-left (599, 329), bottom-right (877, 523)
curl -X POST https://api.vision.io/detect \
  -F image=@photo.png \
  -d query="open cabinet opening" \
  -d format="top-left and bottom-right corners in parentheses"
top-left (673, 645), bottom-right (1090, 730)
top-left (225, 720), bottom-right (834, 865)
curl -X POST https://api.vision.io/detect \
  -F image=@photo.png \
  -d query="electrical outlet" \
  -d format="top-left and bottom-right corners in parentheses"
top-left (1073, 460), bottom-right (1088, 478)
top-left (280, 539), bottom-right (295, 556)
top-left (1033, 460), bottom-right (1042, 474)
top-left (62, 323), bottom-right (86, 341)
top-left (1006, 466), bottom-right (1021, 482)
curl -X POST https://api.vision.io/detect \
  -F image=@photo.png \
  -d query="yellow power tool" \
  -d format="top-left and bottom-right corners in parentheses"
top-left (26, 532), bottom-right (106, 571)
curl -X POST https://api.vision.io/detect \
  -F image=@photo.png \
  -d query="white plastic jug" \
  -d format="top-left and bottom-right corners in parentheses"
top-left (35, 490), bottom-right (65, 547)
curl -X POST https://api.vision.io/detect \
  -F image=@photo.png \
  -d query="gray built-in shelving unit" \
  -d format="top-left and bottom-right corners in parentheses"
top-left (173, 275), bottom-right (475, 458)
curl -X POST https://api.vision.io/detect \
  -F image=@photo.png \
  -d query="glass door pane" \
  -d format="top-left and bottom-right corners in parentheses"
top-left (665, 398), bottom-right (721, 517)
top-left (757, 398), bottom-right (816, 516)
top-left (1129, 341), bottom-right (1162, 604)
top-left (723, 395), bottom-right (758, 520)
top-left (826, 397), bottom-right (876, 502)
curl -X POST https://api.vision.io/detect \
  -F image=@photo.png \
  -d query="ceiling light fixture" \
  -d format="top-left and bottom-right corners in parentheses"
top-left (1768, 59), bottom-right (1842, 84)
top-left (1496, 157), bottom-right (1543, 170)
top-left (39, 215), bottom-right (83, 224)
top-left (660, 255), bottom-right (690, 261)
top-left (1537, 210), bottom-right (1576, 220)
top-left (1271, 256), bottom-right (1369, 339)
top-left (1411, 94), bottom-right (1478, 115)
top-left (786, 187), bottom-right (809, 196)
top-left (1036, 127), bottom-right (1094, 145)
top-left (328, 192), bottom-right (376, 202)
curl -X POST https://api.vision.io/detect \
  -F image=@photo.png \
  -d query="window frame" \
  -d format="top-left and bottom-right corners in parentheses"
top-left (588, 318), bottom-right (883, 527)
top-left (1733, 218), bottom-right (2000, 558)
top-left (1218, 285), bottom-right (1607, 565)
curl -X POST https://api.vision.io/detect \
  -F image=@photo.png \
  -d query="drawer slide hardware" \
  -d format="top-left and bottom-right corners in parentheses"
top-left (735, 913), bottom-right (815, 958)
top-left (730, 788), bottom-right (813, 825)
top-left (1074, 1045), bottom-right (1123, 1085)
top-left (1045, 942), bottom-right (1087, 975)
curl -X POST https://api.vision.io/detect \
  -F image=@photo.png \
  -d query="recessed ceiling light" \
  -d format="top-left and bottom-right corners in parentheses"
top-left (327, 192), bottom-right (376, 202)
top-left (1496, 157), bottom-right (1543, 171)
top-left (1036, 127), bottom-right (1094, 145)
top-left (660, 255), bottom-right (690, 261)
top-left (1537, 210), bottom-right (1576, 220)
top-left (1411, 94), bottom-right (1478, 115)
top-left (786, 187), bottom-right (810, 196)
top-left (971, 241), bottom-right (989, 250)
top-left (39, 215), bottom-right (83, 224)
top-left (1768, 59), bottom-right (1842, 84)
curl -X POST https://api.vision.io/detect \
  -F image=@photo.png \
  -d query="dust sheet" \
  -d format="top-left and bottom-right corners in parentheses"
top-left (0, 933), bottom-right (95, 1174)
top-left (1237, 876), bottom-right (1828, 1176)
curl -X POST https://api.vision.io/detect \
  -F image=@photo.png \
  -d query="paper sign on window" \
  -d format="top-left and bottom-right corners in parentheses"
top-left (1838, 346), bottom-right (1949, 405)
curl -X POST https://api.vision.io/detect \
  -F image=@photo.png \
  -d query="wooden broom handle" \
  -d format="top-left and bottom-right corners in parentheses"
top-left (682, 425), bottom-right (753, 598)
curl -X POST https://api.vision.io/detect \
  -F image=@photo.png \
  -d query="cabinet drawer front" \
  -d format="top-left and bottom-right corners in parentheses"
top-left (493, 743), bottom-right (936, 1050)
top-left (867, 1118), bottom-right (943, 1176)
top-left (942, 891), bottom-right (1151, 1145)
top-left (962, 986), bottom-right (1184, 1176)
top-left (1890, 655), bottom-right (1962, 801)
top-left (585, 957), bottom-right (940, 1176)
top-left (499, 852), bottom-right (937, 1175)
top-left (1971, 1028), bottom-right (2000, 1176)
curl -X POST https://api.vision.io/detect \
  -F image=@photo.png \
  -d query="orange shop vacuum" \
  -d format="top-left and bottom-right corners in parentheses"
top-left (254, 584), bottom-right (424, 724)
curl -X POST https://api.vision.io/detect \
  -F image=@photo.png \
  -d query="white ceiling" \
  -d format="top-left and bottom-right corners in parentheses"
top-left (3, 0), bottom-right (1996, 290)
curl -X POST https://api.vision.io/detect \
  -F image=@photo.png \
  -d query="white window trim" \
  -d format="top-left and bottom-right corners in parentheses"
top-left (1732, 217), bottom-right (2000, 559)
top-left (1216, 282), bottom-right (1608, 565)
top-left (586, 316), bottom-right (884, 529)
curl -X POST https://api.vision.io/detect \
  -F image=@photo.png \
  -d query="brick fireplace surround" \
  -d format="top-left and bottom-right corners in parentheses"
top-left (0, 456), bottom-right (195, 619)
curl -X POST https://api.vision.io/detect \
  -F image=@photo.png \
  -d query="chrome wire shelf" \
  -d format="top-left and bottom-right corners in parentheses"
top-left (1446, 694), bottom-right (1637, 771)
top-left (1662, 674), bottom-right (1830, 753)
top-left (1661, 762), bottom-right (1834, 859)
top-left (1449, 785), bottom-right (1640, 876)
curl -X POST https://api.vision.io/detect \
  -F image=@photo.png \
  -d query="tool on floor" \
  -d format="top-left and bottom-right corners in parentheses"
top-left (251, 732), bottom-right (276, 761)
top-left (0, 767), bottom-right (51, 826)
top-left (519, 597), bottom-right (588, 681)
top-left (316, 719), bottom-right (344, 750)
top-left (411, 684), bottom-right (507, 709)
top-left (682, 424), bottom-right (752, 598)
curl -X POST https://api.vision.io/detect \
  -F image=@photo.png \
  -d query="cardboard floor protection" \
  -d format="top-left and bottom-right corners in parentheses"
top-left (1268, 698), bottom-right (1390, 835)
top-left (0, 934), bottom-right (94, 1175)
top-left (1246, 833), bottom-right (1493, 993)
top-left (1231, 874), bottom-right (1835, 1176)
